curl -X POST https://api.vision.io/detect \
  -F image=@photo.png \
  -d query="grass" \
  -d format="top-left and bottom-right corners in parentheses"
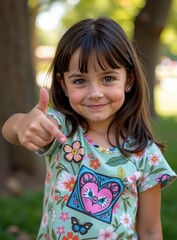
top-left (0, 191), bottom-right (43, 240)
top-left (0, 85), bottom-right (176, 240)
top-left (154, 116), bottom-right (177, 239)
top-left (154, 82), bottom-right (177, 239)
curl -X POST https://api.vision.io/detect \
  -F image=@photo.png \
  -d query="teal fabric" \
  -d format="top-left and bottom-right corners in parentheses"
top-left (37, 109), bottom-right (176, 240)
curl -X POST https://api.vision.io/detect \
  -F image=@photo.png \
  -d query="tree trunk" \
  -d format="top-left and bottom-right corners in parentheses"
top-left (133, 0), bottom-right (172, 118)
top-left (0, 0), bottom-right (44, 188)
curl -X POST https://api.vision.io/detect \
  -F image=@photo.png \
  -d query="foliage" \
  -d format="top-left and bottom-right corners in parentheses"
top-left (29, 0), bottom-right (177, 58)
top-left (59, 0), bottom-right (145, 38)
top-left (160, 0), bottom-right (177, 57)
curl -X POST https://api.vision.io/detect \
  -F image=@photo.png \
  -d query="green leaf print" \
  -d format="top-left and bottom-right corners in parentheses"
top-left (151, 167), bottom-right (167, 174)
top-left (117, 231), bottom-right (126, 239)
top-left (150, 165), bottom-right (155, 172)
top-left (117, 166), bottom-right (126, 180)
top-left (61, 199), bottom-right (65, 210)
top-left (127, 235), bottom-right (134, 240)
top-left (106, 156), bottom-right (128, 167)
top-left (138, 157), bottom-right (144, 169)
top-left (56, 163), bottom-right (69, 178)
top-left (48, 202), bottom-right (53, 212)
top-left (56, 198), bottom-right (63, 205)
top-left (123, 200), bottom-right (127, 212)
top-left (52, 228), bottom-right (57, 240)
top-left (114, 217), bottom-right (119, 227)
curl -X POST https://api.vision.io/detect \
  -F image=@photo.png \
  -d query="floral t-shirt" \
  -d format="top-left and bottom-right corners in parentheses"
top-left (37, 109), bottom-right (176, 240)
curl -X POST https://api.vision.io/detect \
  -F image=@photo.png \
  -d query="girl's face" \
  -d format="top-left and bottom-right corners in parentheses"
top-left (61, 49), bottom-right (133, 128)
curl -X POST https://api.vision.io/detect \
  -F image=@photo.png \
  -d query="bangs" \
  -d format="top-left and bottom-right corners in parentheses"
top-left (78, 36), bottom-right (123, 72)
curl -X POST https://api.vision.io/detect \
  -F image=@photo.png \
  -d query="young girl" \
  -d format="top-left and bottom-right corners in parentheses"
top-left (2, 17), bottom-right (176, 240)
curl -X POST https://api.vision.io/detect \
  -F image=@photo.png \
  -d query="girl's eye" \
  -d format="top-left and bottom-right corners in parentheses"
top-left (73, 79), bottom-right (86, 85)
top-left (103, 76), bottom-right (114, 83)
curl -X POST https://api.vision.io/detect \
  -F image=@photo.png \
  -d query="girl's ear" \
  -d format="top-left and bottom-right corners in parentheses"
top-left (56, 73), bottom-right (68, 96)
top-left (125, 70), bottom-right (135, 92)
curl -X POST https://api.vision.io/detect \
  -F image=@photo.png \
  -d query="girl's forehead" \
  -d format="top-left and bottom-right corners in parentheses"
top-left (68, 48), bottom-right (116, 72)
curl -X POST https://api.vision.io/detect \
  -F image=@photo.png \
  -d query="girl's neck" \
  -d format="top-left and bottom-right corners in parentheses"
top-left (81, 120), bottom-right (125, 148)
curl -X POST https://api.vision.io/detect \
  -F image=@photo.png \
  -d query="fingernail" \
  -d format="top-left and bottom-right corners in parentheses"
top-left (59, 137), bottom-right (67, 143)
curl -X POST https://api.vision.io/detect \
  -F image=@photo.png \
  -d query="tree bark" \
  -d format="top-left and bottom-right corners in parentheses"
top-left (0, 0), bottom-right (43, 187)
top-left (133, 0), bottom-right (172, 118)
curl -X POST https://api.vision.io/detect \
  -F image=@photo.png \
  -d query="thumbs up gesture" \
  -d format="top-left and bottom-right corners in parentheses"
top-left (12, 88), bottom-right (67, 151)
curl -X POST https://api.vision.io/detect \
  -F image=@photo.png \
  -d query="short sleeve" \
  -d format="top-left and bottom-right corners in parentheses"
top-left (137, 142), bottom-right (176, 192)
top-left (36, 108), bottom-right (66, 157)
top-left (47, 108), bottom-right (66, 133)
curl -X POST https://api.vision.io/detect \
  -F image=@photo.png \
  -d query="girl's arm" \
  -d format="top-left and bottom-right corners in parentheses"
top-left (136, 184), bottom-right (163, 240)
top-left (2, 88), bottom-right (66, 151)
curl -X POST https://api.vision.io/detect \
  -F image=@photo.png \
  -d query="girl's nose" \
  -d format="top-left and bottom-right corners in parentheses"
top-left (87, 86), bottom-right (104, 99)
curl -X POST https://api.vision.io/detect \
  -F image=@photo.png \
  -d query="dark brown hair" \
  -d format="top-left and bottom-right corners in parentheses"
top-left (49, 17), bottom-right (165, 156)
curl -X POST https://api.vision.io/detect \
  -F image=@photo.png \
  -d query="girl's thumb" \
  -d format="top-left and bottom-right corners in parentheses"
top-left (38, 88), bottom-right (49, 113)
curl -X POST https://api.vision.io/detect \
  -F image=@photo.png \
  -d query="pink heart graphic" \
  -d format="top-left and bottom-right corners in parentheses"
top-left (81, 182), bottom-right (115, 214)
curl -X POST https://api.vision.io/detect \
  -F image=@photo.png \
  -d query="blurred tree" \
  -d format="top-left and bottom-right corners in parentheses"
top-left (133, 0), bottom-right (172, 117)
top-left (0, 0), bottom-right (42, 189)
top-left (57, 0), bottom-right (173, 117)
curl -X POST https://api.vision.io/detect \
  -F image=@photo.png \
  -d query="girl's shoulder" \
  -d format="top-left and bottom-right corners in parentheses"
top-left (47, 108), bottom-right (66, 123)
top-left (47, 108), bottom-right (69, 135)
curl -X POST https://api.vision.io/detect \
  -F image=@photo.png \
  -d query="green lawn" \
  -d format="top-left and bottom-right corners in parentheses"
top-left (154, 83), bottom-right (177, 239)
top-left (155, 117), bottom-right (177, 239)
top-left (0, 191), bottom-right (43, 240)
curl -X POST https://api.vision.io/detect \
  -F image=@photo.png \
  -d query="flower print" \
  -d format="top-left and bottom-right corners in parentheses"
top-left (148, 152), bottom-right (161, 166)
top-left (121, 188), bottom-right (127, 196)
top-left (57, 172), bottom-right (77, 192)
top-left (62, 232), bottom-right (79, 240)
top-left (127, 171), bottom-right (141, 183)
top-left (98, 226), bottom-right (117, 240)
top-left (63, 194), bottom-right (69, 202)
top-left (90, 158), bottom-right (100, 170)
top-left (88, 153), bottom-right (94, 159)
top-left (52, 210), bottom-right (56, 222)
top-left (82, 155), bottom-right (87, 162)
top-left (57, 226), bottom-right (65, 234)
top-left (129, 188), bottom-right (137, 198)
top-left (133, 151), bottom-right (144, 161)
top-left (156, 174), bottom-right (171, 185)
top-left (54, 153), bottom-right (60, 166)
top-left (120, 213), bottom-right (132, 228)
top-left (49, 182), bottom-right (55, 201)
top-left (55, 195), bottom-right (60, 201)
top-left (45, 168), bottom-right (52, 185)
top-left (113, 201), bottom-right (120, 214)
top-left (63, 141), bottom-right (85, 162)
top-left (41, 212), bottom-right (49, 228)
top-left (139, 173), bottom-right (149, 185)
top-left (44, 234), bottom-right (51, 240)
top-left (59, 212), bottom-right (69, 222)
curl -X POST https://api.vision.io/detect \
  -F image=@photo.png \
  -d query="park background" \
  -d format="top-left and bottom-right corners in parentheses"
top-left (0, 0), bottom-right (177, 239)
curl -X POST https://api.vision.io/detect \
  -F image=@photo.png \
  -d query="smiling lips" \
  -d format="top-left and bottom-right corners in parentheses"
top-left (85, 103), bottom-right (108, 109)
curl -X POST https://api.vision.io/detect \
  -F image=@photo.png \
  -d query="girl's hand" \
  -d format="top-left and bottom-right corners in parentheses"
top-left (12, 88), bottom-right (67, 151)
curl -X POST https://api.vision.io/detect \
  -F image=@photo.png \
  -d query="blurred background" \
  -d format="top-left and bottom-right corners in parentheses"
top-left (0, 0), bottom-right (177, 239)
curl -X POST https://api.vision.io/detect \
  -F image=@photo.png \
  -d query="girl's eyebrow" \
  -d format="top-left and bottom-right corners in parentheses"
top-left (68, 69), bottom-right (121, 79)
